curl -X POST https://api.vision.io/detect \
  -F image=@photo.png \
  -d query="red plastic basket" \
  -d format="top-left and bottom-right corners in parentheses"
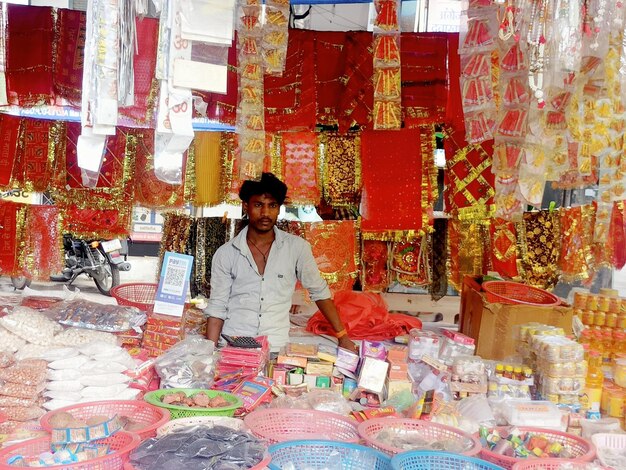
top-left (512, 459), bottom-right (610, 470)
top-left (110, 283), bottom-right (158, 312)
top-left (479, 427), bottom-right (595, 470)
top-left (40, 400), bottom-right (170, 440)
top-left (482, 281), bottom-right (561, 306)
top-left (244, 409), bottom-right (360, 445)
top-left (0, 431), bottom-right (140, 470)
top-left (358, 418), bottom-right (482, 456)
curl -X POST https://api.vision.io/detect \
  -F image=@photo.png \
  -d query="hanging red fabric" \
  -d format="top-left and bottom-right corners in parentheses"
top-left (306, 290), bottom-right (422, 340)
top-left (21, 205), bottom-right (62, 281)
top-left (53, 9), bottom-right (85, 106)
top-left (6, 5), bottom-right (54, 106)
top-left (0, 114), bottom-right (22, 188)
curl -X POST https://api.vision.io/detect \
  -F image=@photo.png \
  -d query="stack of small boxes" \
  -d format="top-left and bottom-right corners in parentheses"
top-left (273, 343), bottom-right (337, 389)
top-left (142, 314), bottom-right (182, 357)
top-left (386, 345), bottom-right (411, 398)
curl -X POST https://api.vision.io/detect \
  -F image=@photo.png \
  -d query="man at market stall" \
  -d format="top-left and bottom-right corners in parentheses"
top-left (205, 172), bottom-right (358, 353)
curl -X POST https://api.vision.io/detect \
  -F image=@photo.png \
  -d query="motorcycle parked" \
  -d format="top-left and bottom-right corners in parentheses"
top-left (52, 234), bottom-right (131, 296)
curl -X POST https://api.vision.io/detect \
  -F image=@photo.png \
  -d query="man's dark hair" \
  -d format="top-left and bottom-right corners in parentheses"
top-left (239, 172), bottom-right (288, 205)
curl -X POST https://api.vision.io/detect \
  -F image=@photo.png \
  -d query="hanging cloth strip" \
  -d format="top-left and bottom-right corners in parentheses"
top-left (448, 218), bottom-right (490, 291)
top-left (314, 31), bottom-right (348, 127)
top-left (360, 128), bottom-right (430, 240)
top-left (5, 5), bottom-right (54, 106)
top-left (52, 9), bottom-right (86, 106)
top-left (133, 129), bottom-right (186, 208)
top-left (361, 240), bottom-right (389, 292)
top-left (390, 237), bottom-right (431, 288)
top-left (20, 205), bottom-right (63, 281)
top-left (558, 205), bottom-right (595, 282)
top-left (194, 132), bottom-right (222, 207)
top-left (264, 29), bottom-right (316, 132)
top-left (17, 118), bottom-right (56, 193)
top-left (320, 132), bottom-right (361, 208)
top-left (519, 210), bottom-right (561, 290)
top-left (158, 212), bottom-right (193, 272)
top-left (0, 200), bottom-right (26, 277)
top-left (0, 114), bottom-right (22, 188)
top-left (610, 201), bottom-right (626, 270)
top-left (489, 217), bottom-right (519, 279)
top-left (401, 33), bottom-right (449, 128)
top-left (429, 218), bottom-right (448, 301)
top-left (304, 220), bottom-right (359, 292)
top-left (62, 207), bottom-right (131, 239)
top-left (191, 217), bottom-right (229, 298)
top-left (119, 17), bottom-right (159, 125)
top-left (281, 132), bottom-right (321, 206)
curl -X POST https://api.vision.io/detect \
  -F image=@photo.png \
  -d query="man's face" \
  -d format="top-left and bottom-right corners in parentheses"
top-left (243, 193), bottom-right (280, 233)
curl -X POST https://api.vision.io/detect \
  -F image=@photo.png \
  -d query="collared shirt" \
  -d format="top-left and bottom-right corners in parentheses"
top-left (206, 225), bottom-right (331, 350)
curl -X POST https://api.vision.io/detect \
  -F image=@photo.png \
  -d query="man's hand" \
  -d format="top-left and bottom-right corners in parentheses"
top-left (338, 335), bottom-right (358, 353)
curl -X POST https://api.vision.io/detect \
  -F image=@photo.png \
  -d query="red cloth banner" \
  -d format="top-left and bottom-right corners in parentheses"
top-left (21, 205), bottom-right (62, 281)
top-left (0, 114), bottom-right (22, 187)
top-left (360, 128), bottom-right (429, 238)
top-left (53, 9), bottom-right (85, 106)
top-left (0, 201), bottom-right (23, 276)
top-left (21, 118), bottom-right (52, 192)
top-left (6, 5), bottom-right (54, 106)
top-left (281, 132), bottom-right (320, 205)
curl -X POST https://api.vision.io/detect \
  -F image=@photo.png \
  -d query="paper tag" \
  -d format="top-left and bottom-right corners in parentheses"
top-left (173, 59), bottom-right (228, 93)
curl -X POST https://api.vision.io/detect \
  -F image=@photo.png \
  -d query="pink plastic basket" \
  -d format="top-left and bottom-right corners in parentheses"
top-left (40, 400), bottom-right (170, 440)
top-left (479, 427), bottom-right (596, 470)
top-left (512, 459), bottom-right (610, 470)
top-left (0, 431), bottom-right (140, 470)
top-left (358, 418), bottom-right (482, 456)
top-left (243, 409), bottom-right (360, 444)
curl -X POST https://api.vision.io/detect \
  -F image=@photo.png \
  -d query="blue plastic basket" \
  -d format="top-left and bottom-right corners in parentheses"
top-left (392, 451), bottom-right (506, 470)
top-left (268, 440), bottom-right (392, 470)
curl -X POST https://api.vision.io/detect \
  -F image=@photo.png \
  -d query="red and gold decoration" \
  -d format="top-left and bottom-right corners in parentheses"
top-left (558, 205), bottom-right (595, 283)
top-left (20, 205), bottom-right (62, 281)
top-left (448, 218), bottom-right (490, 291)
top-left (519, 210), bottom-right (560, 290)
top-left (489, 217), bottom-right (519, 279)
top-left (0, 200), bottom-right (25, 277)
top-left (0, 114), bottom-right (24, 188)
top-left (372, 0), bottom-right (401, 130)
top-left (52, 9), bottom-right (86, 106)
top-left (304, 220), bottom-right (359, 292)
top-left (263, 0), bottom-right (290, 75)
top-left (320, 132), bottom-right (361, 208)
top-left (280, 132), bottom-right (320, 206)
top-left (361, 240), bottom-right (389, 292)
top-left (360, 128), bottom-right (431, 240)
top-left (390, 238), bottom-right (431, 287)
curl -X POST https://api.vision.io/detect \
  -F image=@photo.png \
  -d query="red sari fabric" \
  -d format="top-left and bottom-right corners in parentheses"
top-left (53, 9), bottom-right (86, 106)
top-left (0, 201), bottom-right (24, 276)
top-left (6, 5), bottom-right (54, 106)
top-left (134, 129), bottom-right (186, 208)
top-left (281, 132), bottom-right (320, 205)
top-left (21, 205), bottom-right (62, 281)
top-left (119, 18), bottom-right (159, 125)
top-left (0, 114), bottom-right (22, 187)
top-left (63, 207), bottom-right (130, 238)
top-left (264, 30), bottom-right (316, 132)
top-left (307, 290), bottom-right (422, 340)
top-left (401, 33), bottom-right (449, 127)
top-left (361, 241), bottom-right (389, 292)
top-left (360, 128), bottom-right (429, 238)
top-left (20, 118), bottom-right (52, 192)
top-left (304, 220), bottom-right (358, 292)
top-left (314, 32), bottom-right (348, 127)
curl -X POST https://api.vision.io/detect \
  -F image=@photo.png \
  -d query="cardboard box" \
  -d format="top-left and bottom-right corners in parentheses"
top-left (386, 378), bottom-right (413, 398)
top-left (388, 363), bottom-right (409, 381)
top-left (306, 361), bottom-right (334, 376)
top-left (387, 346), bottom-right (408, 364)
top-left (459, 276), bottom-right (573, 360)
top-left (358, 357), bottom-right (389, 394)
top-left (277, 354), bottom-right (308, 369)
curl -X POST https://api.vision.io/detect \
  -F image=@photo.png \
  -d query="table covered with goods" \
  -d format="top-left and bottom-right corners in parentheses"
top-left (0, 281), bottom-right (625, 470)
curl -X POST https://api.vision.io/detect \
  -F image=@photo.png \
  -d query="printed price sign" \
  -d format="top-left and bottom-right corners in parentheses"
top-left (153, 251), bottom-right (194, 317)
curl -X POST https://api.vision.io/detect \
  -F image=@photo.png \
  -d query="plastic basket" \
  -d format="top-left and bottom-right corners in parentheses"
top-left (110, 283), bottom-right (157, 311)
top-left (479, 427), bottom-right (595, 470)
top-left (482, 281), bottom-right (561, 306)
top-left (40, 400), bottom-right (170, 440)
top-left (123, 456), bottom-right (272, 470)
top-left (268, 440), bottom-right (392, 470)
top-left (391, 451), bottom-right (505, 469)
top-left (591, 432), bottom-right (626, 468)
top-left (157, 416), bottom-right (246, 436)
top-left (143, 389), bottom-right (242, 419)
top-left (512, 459), bottom-right (611, 470)
top-left (244, 409), bottom-right (360, 444)
top-left (0, 431), bottom-right (140, 470)
top-left (358, 418), bottom-right (481, 456)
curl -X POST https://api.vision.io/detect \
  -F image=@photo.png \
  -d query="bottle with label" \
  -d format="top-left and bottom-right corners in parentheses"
top-left (504, 365), bottom-right (514, 379)
top-left (495, 363), bottom-right (504, 378)
top-left (583, 350), bottom-right (604, 419)
top-left (513, 366), bottom-right (523, 381)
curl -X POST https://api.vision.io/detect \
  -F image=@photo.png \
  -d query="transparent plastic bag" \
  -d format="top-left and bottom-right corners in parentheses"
top-left (45, 300), bottom-right (146, 332)
top-left (0, 352), bottom-right (15, 368)
top-left (154, 336), bottom-right (216, 389)
top-left (53, 328), bottom-right (118, 347)
top-left (0, 310), bottom-right (62, 345)
top-left (0, 380), bottom-right (46, 399)
top-left (0, 405), bottom-right (45, 422)
top-left (0, 361), bottom-right (47, 386)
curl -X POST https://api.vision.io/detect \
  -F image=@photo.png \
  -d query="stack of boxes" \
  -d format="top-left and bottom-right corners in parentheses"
top-left (141, 309), bottom-right (207, 358)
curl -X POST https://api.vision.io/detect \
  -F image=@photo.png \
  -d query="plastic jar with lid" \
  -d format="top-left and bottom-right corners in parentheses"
top-left (581, 310), bottom-right (594, 326)
top-left (495, 363), bottom-right (504, 377)
top-left (594, 310), bottom-right (606, 327)
top-left (609, 297), bottom-right (621, 314)
top-left (608, 389), bottom-right (625, 418)
top-left (504, 365), bottom-right (514, 379)
top-left (587, 294), bottom-right (599, 311)
top-left (614, 358), bottom-right (626, 388)
top-left (618, 313), bottom-right (626, 329)
top-left (598, 296), bottom-right (611, 313)
top-left (607, 312), bottom-right (618, 329)
top-left (574, 292), bottom-right (589, 309)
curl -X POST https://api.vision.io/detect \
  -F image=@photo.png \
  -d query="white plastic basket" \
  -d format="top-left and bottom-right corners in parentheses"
top-left (591, 433), bottom-right (626, 468)
top-left (156, 416), bottom-right (246, 437)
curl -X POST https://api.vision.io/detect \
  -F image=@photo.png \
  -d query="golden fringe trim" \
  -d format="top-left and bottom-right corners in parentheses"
top-left (184, 139), bottom-right (196, 204)
top-left (454, 204), bottom-right (496, 221)
top-left (362, 228), bottom-right (432, 242)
